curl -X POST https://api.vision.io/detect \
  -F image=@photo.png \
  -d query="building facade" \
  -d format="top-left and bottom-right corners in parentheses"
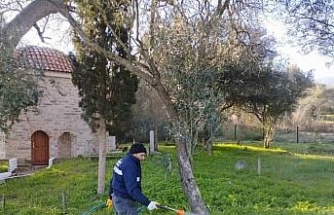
top-left (0, 46), bottom-right (98, 165)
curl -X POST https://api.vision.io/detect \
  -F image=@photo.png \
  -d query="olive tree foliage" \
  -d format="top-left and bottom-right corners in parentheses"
top-left (0, 0), bottom-right (279, 214)
top-left (148, 0), bottom-right (279, 155)
top-left (151, 18), bottom-right (225, 157)
top-left (216, 23), bottom-right (313, 148)
top-left (279, 0), bottom-right (334, 59)
top-left (228, 65), bottom-right (313, 148)
top-left (0, 14), bottom-right (39, 133)
top-left (212, 11), bottom-right (314, 149)
top-left (0, 52), bottom-right (40, 133)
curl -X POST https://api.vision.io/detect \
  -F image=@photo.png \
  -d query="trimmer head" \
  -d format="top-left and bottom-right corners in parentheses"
top-left (158, 204), bottom-right (187, 215)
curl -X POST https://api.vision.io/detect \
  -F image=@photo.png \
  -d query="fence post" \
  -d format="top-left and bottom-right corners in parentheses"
top-left (62, 191), bottom-right (66, 211)
top-left (109, 136), bottom-right (116, 151)
top-left (1, 194), bottom-right (5, 211)
top-left (149, 130), bottom-right (155, 154)
top-left (257, 157), bottom-right (262, 175)
top-left (296, 126), bottom-right (299, 143)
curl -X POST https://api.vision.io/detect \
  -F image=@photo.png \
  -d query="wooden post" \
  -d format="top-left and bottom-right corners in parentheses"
top-left (296, 126), bottom-right (299, 143)
top-left (109, 136), bottom-right (116, 151)
top-left (234, 125), bottom-right (237, 140)
top-left (1, 194), bottom-right (5, 211)
top-left (149, 130), bottom-right (155, 154)
top-left (257, 157), bottom-right (262, 175)
top-left (62, 191), bottom-right (66, 211)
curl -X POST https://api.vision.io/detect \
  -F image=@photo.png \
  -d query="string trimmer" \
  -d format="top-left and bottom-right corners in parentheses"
top-left (158, 204), bottom-right (200, 215)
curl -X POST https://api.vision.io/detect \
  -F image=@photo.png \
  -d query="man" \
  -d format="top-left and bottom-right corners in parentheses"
top-left (109, 143), bottom-right (159, 215)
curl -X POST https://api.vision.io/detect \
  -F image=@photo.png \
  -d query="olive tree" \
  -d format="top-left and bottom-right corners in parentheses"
top-left (0, 0), bottom-right (278, 213)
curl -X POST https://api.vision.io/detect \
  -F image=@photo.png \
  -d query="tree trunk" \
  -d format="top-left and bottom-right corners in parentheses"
top-left (263, 125), bottom-right (274, 149)
top-left (97, 116), bottom-right (107, 194)
top-left (176, 138), bottom-right (209, 214)
top-left (154, 82), bottom-right (209, 214)
top-left (263, 136), bottom-right (269, 149)
top-left (204, 140), bottom-right (213, 155)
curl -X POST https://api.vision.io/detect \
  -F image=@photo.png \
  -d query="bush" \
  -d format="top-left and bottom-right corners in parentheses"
top-left (0, 160), bottom-right (8, 173)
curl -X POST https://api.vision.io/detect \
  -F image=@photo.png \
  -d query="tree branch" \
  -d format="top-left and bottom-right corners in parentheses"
top-left (1, 0), bottom-right (63, 50)
top-left (56, 4), bottom-right (155, 85)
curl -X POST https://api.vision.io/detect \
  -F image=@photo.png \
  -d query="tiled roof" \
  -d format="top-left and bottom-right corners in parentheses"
top-left (14, 46), bottom-right (74, 73)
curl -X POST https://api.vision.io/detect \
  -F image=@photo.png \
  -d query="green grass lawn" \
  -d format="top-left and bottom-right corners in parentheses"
top-left (1, 142), bottom-right (334, 215)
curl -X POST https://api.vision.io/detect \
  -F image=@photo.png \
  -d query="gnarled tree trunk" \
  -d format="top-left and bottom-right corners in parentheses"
top-left (153, 80), bottom-right (209, 214)
top-left (263, 124), bottom-right (274, 149)
top-left (176, 139), bottom-right (209, 214)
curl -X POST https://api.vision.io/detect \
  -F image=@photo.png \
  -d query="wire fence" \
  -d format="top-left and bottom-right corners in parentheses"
top-left (218, 123), bottom-right (334, 144)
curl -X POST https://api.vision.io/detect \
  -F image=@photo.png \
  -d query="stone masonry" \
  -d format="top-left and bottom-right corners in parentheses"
top-left (2, 46), bottom-right (98, 163)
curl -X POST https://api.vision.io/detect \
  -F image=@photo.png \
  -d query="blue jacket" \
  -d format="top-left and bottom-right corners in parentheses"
top-left (111, 153), bottom-right (150, 206)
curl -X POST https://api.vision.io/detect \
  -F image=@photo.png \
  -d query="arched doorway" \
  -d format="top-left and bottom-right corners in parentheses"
top-left (31, 130), bottom-right (49, 165)
top-left (58, 132), bottom-right (72, 158)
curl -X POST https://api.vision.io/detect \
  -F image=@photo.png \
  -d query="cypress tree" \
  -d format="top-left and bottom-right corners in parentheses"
top-left (73, 1), bottom-right (138, 131)
top-left (72, 0), bottom-right (138, 193)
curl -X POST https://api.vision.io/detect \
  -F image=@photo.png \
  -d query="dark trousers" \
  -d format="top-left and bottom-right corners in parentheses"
top-left (112, 194), bottom-right (138, 215)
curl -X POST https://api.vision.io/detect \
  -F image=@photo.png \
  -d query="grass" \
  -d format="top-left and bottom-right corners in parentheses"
top-left (1, 142), bottom-right (334, 214)
top-left (0, 160), bottom-right (8, 173)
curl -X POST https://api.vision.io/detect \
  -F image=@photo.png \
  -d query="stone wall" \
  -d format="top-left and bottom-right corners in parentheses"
top-left (4, 71), bottom-right (98, 162)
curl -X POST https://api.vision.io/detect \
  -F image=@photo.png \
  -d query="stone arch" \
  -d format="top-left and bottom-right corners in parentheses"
top-left (58, 132), bottom-right (72, 158)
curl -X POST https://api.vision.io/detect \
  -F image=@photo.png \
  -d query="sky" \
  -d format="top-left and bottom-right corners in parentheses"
top-left (12, 9), bottom-right (334, 82)
top-left (17, 15), bottom-right (74, 54)
top-left (265, 20), bottom-right (334, 81)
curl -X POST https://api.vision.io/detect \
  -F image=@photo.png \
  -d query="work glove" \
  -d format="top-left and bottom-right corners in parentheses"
top-left (147, 201), bottom-right (159, 210)
top-left (106, 197), bottom-right (113, 209)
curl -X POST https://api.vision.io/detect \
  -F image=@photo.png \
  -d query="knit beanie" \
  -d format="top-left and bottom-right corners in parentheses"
top-left (129, 143), bottom-right (147, 154)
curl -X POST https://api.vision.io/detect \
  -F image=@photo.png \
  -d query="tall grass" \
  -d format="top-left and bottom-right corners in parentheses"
top-left (0, 142), bottom-right (334, 215)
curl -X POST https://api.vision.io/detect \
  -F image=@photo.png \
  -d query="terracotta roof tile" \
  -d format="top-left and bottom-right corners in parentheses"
top-left (14, 46), bottom-right (74, 73)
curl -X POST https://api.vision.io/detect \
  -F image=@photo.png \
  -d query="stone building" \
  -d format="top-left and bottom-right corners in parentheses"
top-left (0, 46), bottom-right (98, 165)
